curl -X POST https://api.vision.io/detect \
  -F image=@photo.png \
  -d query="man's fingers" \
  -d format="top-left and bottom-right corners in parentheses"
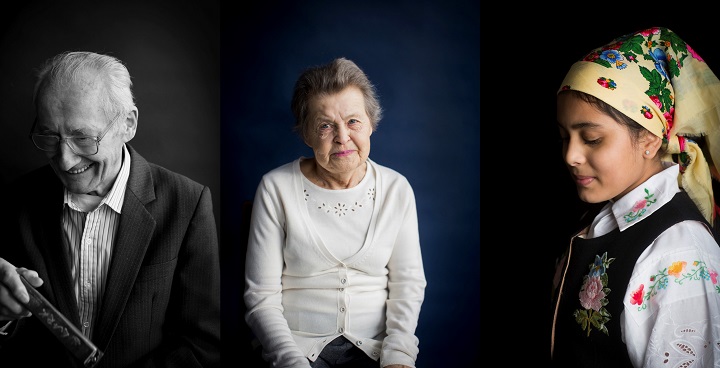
top-left (0, 261), bottom-right (43, 317)
top-left (0, 284), bottom-right (31, 318)
top-left (15, 268), bottom-right (43, 288)
top-left (0, 267), bottom-right (29, 304)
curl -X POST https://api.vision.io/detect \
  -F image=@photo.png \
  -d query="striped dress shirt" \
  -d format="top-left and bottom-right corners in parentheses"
top-left (62, 145), bottom-right (130, 339)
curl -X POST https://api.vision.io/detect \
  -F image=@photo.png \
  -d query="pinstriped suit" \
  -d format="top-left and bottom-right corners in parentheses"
top-left (0, 145), bottom-right (221, 368)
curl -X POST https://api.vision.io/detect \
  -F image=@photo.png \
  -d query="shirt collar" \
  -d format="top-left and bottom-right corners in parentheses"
top-left (610, 161), bottom-right (680, 232)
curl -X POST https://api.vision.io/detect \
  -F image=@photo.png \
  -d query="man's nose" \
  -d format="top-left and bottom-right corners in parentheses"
top-left (55, 139), bottom-right (81, 170)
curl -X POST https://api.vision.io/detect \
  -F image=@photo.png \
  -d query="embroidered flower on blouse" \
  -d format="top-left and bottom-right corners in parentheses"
top-left (367, 187), bottom-right (375, 201)
top-left (316, 202), bottom-right (353, 217)
top-left (623, 188), bottom-right (657, 223)
top-left (574, 252), bottom-right (615, 336)
top-left (630, 284), bottom-right (644, 306)
top-left (630, 260), bottom-right (720, 311)
top-left (306, 187), bottom-right (375, 218)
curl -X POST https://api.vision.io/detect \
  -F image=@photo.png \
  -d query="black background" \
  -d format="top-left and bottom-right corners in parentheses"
top-left (481, 6), bottom-right (720, 365)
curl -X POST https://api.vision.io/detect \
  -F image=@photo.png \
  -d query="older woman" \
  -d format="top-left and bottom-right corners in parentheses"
top-left (244, 58), bottom-right (426, 368)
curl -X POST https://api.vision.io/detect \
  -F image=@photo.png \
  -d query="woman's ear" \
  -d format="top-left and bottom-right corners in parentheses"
top-left (641, 132), bottom-right (663, 157)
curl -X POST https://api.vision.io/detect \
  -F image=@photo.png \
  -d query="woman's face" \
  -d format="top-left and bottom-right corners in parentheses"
top-left (557, 92), bottom-right (655, 203)
top-left (305, 86), bottom-right (372, 177)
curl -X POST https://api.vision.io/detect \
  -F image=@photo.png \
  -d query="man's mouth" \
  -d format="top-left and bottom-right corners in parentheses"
top-left (67, 163), bottom-right (93, 174)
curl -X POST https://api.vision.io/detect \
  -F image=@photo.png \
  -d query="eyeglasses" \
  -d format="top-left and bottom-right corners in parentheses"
top-left (29, 111), bottom-right (124, 156)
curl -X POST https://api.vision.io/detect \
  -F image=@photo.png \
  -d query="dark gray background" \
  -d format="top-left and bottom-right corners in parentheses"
top-left (0, 1), bottom-right (221, 225)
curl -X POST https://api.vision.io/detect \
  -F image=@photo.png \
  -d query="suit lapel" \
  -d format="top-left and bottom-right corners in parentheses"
top-left (94, 145), bottom-right (156, 348)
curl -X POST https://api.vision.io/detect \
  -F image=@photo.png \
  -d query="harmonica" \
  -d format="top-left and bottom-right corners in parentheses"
top-left (20, 275), bottom-right (104, 367)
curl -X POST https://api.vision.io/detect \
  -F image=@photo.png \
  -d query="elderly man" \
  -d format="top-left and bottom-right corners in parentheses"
top-left (0, 51), bottom-right (220, 367)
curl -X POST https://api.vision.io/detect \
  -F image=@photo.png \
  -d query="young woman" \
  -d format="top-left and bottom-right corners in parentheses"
top-left (550, 27), bottom-right (720, 367)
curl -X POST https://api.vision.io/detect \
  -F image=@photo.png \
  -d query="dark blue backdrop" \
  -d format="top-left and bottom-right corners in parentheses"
top-left (221, 1), bottom-right (480, 367)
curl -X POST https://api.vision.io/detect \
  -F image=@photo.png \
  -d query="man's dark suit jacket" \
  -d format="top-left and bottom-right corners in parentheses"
top-left (0, 145), bottom-right (221, 367)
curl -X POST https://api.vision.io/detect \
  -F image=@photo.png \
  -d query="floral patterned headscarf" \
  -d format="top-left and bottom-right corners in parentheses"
top-left (558, 27), bottom-right (720, 226)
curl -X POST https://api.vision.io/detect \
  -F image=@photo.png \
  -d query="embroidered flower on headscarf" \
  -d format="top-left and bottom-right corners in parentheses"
top-left (676, 136), bottom-right (693, 173)
top-left (574, 252), bottom-right (614, 336)
top-left (638, 27), bottom-right (662, 37)
top-left (650, 48), bottom-right (670, 80)
top-left (582, 52), bottom-right (600, 63)
top-left (687, 44), bottom-right (704, 62)
top-left (631, 260), bottom-right (720, 311)
top-left (599, 50), bottom-right (627, 70)
top-left (597, 77), bottom-right (616, 90)
top-left (649, 95), bottom-right (662, 109)
top-left (664, 106), bottom-right (675, 133)
top-left (640, 106), bottom-right (654, 119)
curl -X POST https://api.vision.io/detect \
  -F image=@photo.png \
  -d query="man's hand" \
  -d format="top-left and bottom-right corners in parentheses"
top-left (0, 258), bottom-right (43, 321)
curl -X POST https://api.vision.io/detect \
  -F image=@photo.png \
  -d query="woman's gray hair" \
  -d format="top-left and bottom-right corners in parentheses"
top-left (291, 57), bottom-right (382, 141)
top-left (33, 51), bottom-right (135, 120)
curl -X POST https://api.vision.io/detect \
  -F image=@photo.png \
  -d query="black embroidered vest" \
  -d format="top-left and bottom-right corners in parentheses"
top-left (551, 191), bottom-right (711, 367)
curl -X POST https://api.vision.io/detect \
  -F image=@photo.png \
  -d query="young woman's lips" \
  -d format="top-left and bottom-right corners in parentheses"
top-left (574, 175), bottom-right (594, 186)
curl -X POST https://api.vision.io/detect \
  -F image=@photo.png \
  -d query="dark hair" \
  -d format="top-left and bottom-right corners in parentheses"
top-left (290, 58), bottom-right (382, 142)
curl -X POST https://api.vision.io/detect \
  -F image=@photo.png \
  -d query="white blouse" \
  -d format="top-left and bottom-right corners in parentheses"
top-left (244, 158), bottom-right (426, 368)
top-left (301, 163), bottom-right (375, 261)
